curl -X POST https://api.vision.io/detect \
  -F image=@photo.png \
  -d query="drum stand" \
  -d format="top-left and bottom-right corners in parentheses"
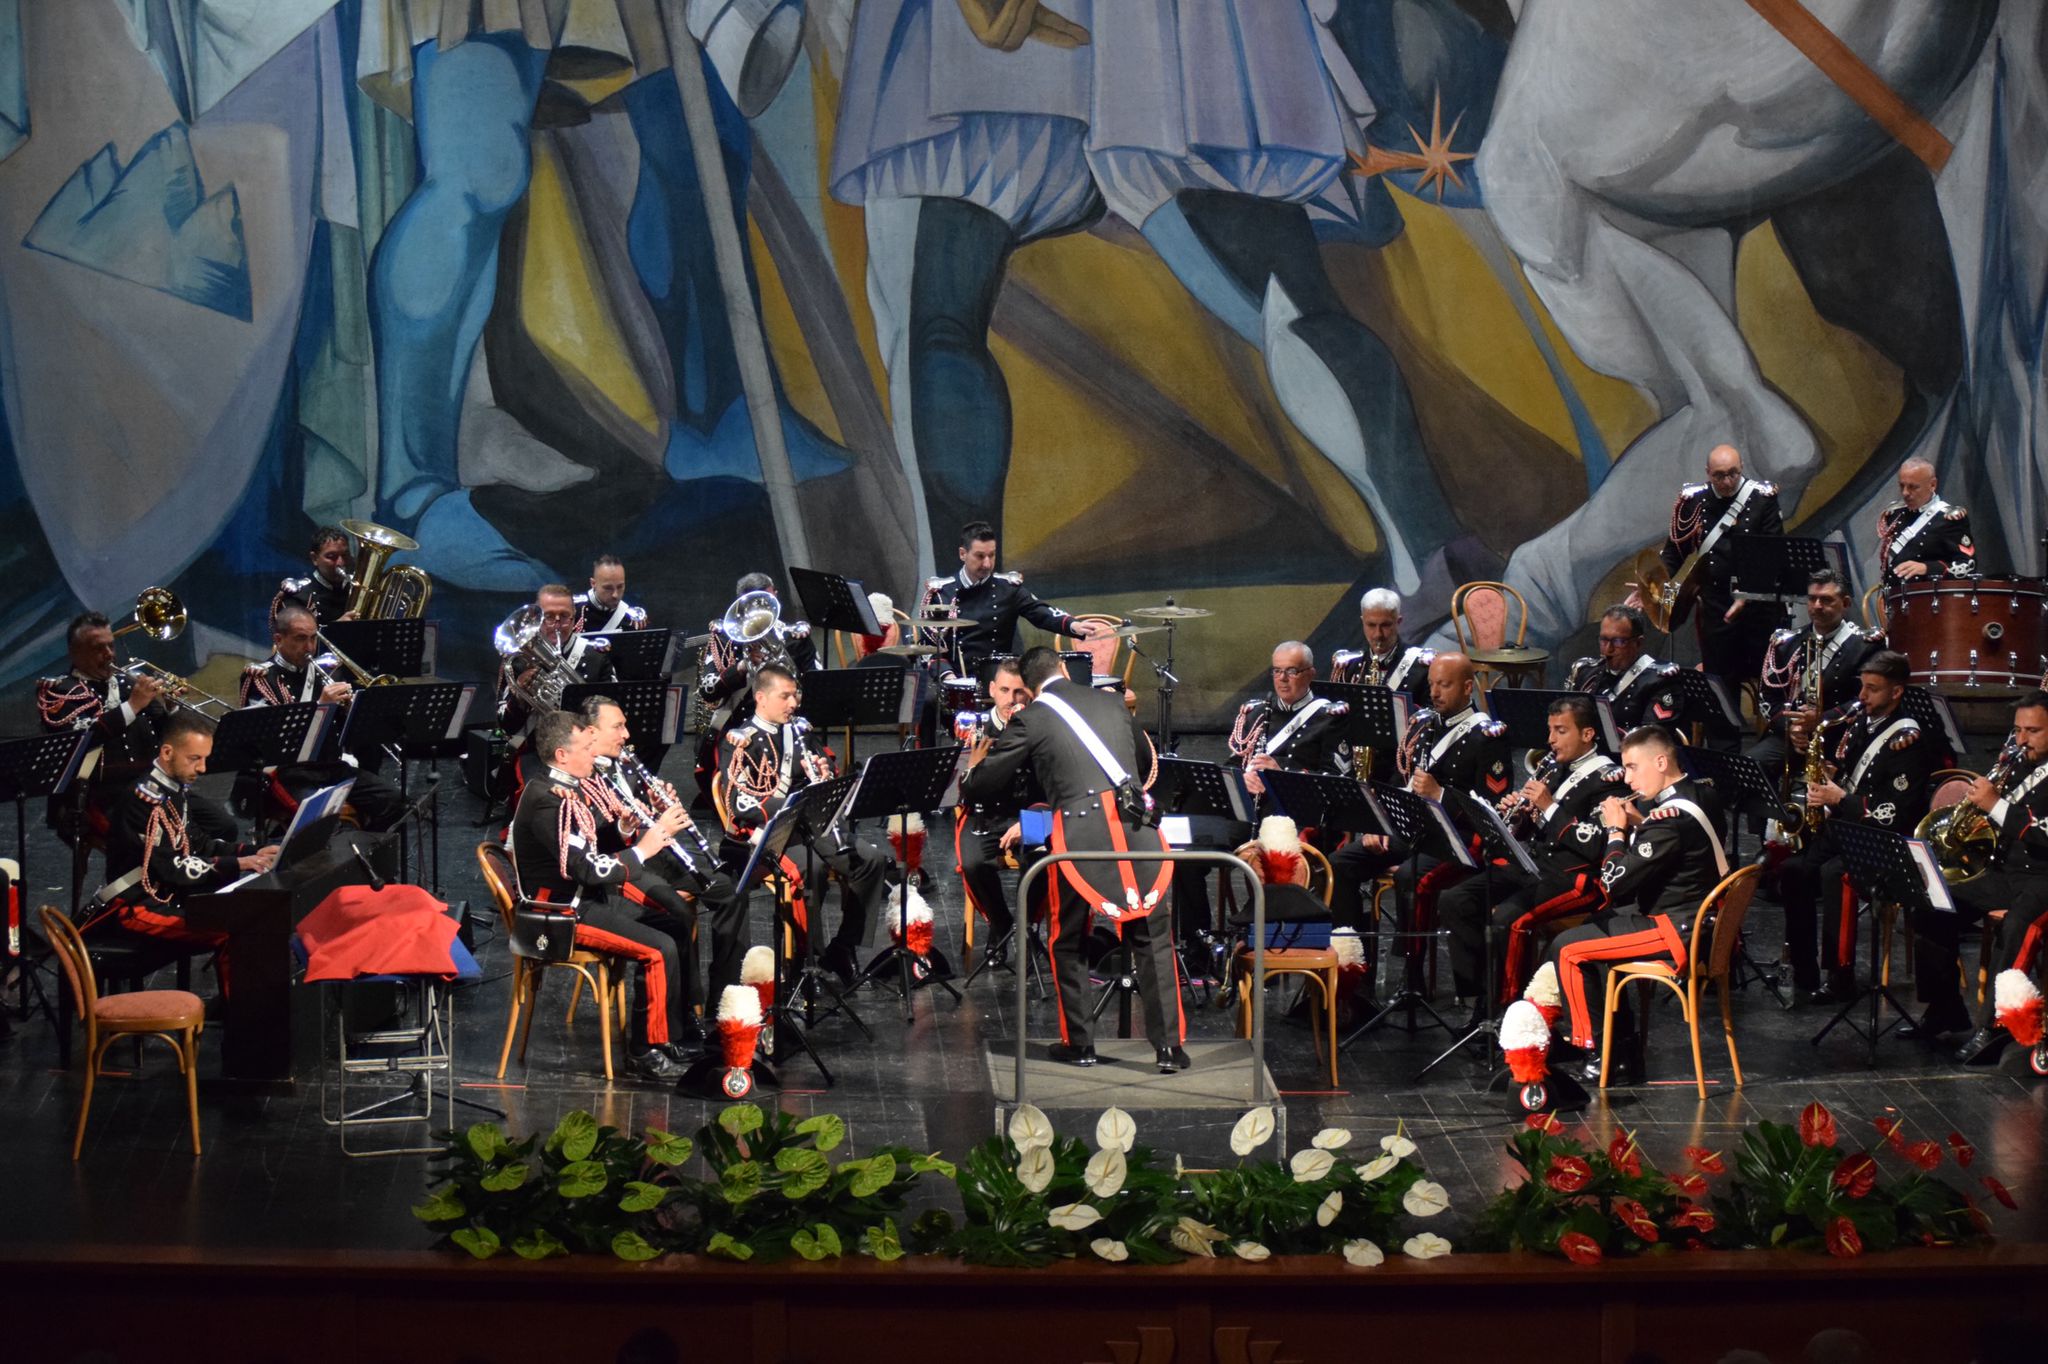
top-left (961, 922), bottom-right (1051, 999)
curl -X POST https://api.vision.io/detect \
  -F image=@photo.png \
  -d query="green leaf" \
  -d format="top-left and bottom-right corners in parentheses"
top-left (794, 1113), bottom-right (846, 1152)
top-left (790, 1224), bottom-right (846, 1262)
top-left (863, 1219), bottom-right (904, 1262)
top-left (812, 1224), bottom-right (843, 1257)
top-left (611, 1231), bottom-right (663, 1262)
top-left (556, 1160), bottom-right (608, 1198)
top-left (643, 1128), bottom-right (694, 1167)
top-left (776, 1146), bottom-right (830, 1200)
top-left (412, 1186), bottom-right (466, 1223)
top-left (549, 1110), bottom-right (600, 1163)
top-left (464, 1122), bottom-right (505, 1162)
top-left (845, 1153), bottom-right (898, 1199)
top-left (705, 1232), bottom-right (755, 1262)
top-left (618, 1180), bottom-right (667, 1213)
top-left (511, 1229), bottom-right (566, 1261)
top-left (718, 1104), bottom-right (765, 1138)
top-left (722, 1160), bottom-right (764, 1204)
top-left (450, 1226), bottom-right (501, 1260)
top-left (909, 1152), bottom-right (957, 1179)
top-left (479, 1162), bottom-right (529, 1193)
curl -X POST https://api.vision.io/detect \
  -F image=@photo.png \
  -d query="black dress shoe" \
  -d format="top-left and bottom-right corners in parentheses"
top-left (1576, 1050), bottom-right (1642, 1087)
top-left (628, 1048), bottom-right (686, 1083)
top-left (1899, 1002), bottom-right (1973, 1040)
top-left (822, 940), bottom-right (859, 987)
top-left (1047, 1042), bottom-right (1098, 1067)
top-left (671, 1017), bottom-right (708, 1047)
top-left (1793, 985), bottom-right (1844, 1009)
top-left (1155, 1046), bottom-right (1191, 1073)
top-left (1955, 1026), bottom-right (2009, 1066)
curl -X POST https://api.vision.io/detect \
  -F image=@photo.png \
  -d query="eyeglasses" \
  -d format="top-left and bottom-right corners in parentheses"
top-left (1597, 636), bottom-right (1635, 647)
top-left (1270, 667), bottom-right (1310, 680)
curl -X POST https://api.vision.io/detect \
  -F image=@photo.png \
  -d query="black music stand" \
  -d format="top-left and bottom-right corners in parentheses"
top-left (799, 667), bottom-right (913, 768)
top-left (1812, 823), bottom-right (1949, 1054)
top-left (211, 703), bottom-right (331, 775)
top-left (1146, 757), bottom-right (1256, 992)
top-left (1345, 782), bottom-right (1477, 1045)
top-left (1414, 789), bottom-right (1540, 1080)
top-left (586, 628), bottom-right (672, 681)
top-left (1486, 688), bottom-right (1622, 756)
top-left (841, 746), bottom-right (966, 1021)
top-left (319, 618), bottom-right (428, 678)
top-left (1900, 686), bottom-right (1965, 764)
top-left (342, 681), bottom-right (469, 888)
top-left (0, 732), bottom-right (90, 1032)
top-left (1668, 670), bottom-right (1741, 734)
top-left (561, 678), bottom-right (680, 781)
top-left (1677, 745), bottom-right (1789, 1006)
top-left (1314, 681), bottom-right (1402, 777)
top-left (789, 567), bottom-right (886, 639)
top-left (1727, 534), bottom-right (1852, 608)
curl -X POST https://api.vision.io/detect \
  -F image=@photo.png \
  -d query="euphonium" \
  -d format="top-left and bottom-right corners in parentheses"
top-left (722, 590), bottom-right (790, 670)
top-left (1917, 737), bottom-right (2019, 884)
top-left (340, 518), bottom-right (432, 619)
top-left (493, 604), bottom-right (584, 710)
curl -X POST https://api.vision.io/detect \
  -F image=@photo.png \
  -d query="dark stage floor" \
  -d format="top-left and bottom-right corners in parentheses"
top-left (3, 737), bottom-right (2045, 1257)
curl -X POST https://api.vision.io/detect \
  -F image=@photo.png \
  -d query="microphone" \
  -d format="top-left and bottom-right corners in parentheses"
top-left (352, 840), bottom-right (386, 892)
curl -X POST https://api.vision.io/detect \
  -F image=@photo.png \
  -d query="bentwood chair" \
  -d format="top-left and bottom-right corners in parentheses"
top-left (1232, 842), bottom-right (1341, 1086)
top-left (40, 906), bottom-right (204, 1159)
top-left (476, 842), bottom-right (629, 1082)
top-left (1060, 614), bottom-right (1139, 711)
top-left (1450, 581), bottom-right (1546, 690)
top-left (1599, 864), bottom-right (1761, 1097)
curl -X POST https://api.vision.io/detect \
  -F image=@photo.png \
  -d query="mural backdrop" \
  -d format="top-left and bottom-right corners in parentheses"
top-left (2, 0), bottom-right (2044, 727)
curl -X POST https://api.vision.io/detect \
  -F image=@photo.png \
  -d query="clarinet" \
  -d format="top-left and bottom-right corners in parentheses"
top-left (609, 751), bottom-right (706, 881)
top-left (622, 744), bottom-right (717, 863)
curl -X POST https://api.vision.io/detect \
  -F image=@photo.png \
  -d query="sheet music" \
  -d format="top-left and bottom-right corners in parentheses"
top-left (444, 683), bottom-right (478, 741)
top-left (1907, 839), bottom-right (1955, 913)
top-left (1159, 815), bottom-right (1193, 847)
top-left (660, 685), bottom-right (682, 746)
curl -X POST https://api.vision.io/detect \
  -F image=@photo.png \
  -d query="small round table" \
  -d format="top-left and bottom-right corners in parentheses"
top-left (1466, 644), bottom-right (1551, 689)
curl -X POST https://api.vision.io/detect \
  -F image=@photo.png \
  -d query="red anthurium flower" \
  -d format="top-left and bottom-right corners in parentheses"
top-left (1545, 1154), bottom-right (1593, 1194)
top-left (1671, 1206), bottom-right (1717, 1233)
top-left (1606, 1130), bottom-right (1642, 1177)
top-left (1824, 1216), bottom-right (1863, 1258)
top-left (1982, 1176), bottom-right (2018, 1210)
top-left (1799, 1102), bottom-right (1838, 1149)
top-left (1965, 1204), bottom-right (1994, 1236)
top-left (1667, 1171), bottom-right (1708, 1198)
top-left (1903, 1140), bottom-right (1943, 1171)
top-left (1831, 1152), bottom-right (1877, 1199)
top-left (1612, 1197), bottom-right (1659, 1241)
top-left (1558, 1231), bottom-right (1603, 1265)
top-left (1681, 1145), bottom-right (1725, 1175)
top-left (1947, 1132), bottom-right (1977, 1168)
top-left (1526, 1112), bottom-right (1564, 1134)
top-left (1872, 1115), bottom-right (1905, 1150)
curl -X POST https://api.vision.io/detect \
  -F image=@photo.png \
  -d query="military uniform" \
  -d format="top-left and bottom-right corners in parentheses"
top-left (1328, 645), bottom-right (1433, 707)
top-left (1748, 621), bottom-right (1882, 779)
top-left (916, 569), bottom-right (1078, 678)
top-left (36, 670), bottom-right (239, 848)
top-left (572, 591), bottom-right (649, 634)
top-left (238, 655), bottom-right (406, 831)
top-left (82, 767), bottom-right (248, 984)
top-left (1564, 653), bottom-right (1685, 733)
top-left (1226, 692), bottom-right (1353, 803)
top-left (498, 632), bottom-right (615, 741)
top-left (1876, 498), bottom-right (1977, 590)
top-left (271, 570), bottom-right (353, 629)
top-left (1918, 749), bottom-right (2048, 1028)
top-left (1439, 750), bottom-right (1627, 1003)
top-left (692, 615), bottom-right (817, 808)
top-left (1660, 477), bottom-right (1786, 684)
top-left (956, 710), bottom-right (1048, 946)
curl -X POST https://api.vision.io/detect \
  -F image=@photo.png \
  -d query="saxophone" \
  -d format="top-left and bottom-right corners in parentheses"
top-left (1781, 702), bottom-right (1859, 852)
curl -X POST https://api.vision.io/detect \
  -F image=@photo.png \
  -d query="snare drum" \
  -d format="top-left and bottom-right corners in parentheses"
top-left (1883, 577), bottom-right (2048, 694)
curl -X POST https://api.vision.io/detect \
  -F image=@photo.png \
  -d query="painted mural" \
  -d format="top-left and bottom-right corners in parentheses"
top-left (1, 0), bottom-right (2044, 725)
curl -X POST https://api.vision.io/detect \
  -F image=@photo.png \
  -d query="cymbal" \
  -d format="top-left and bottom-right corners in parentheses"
top-left (1129, 604), bottom-right (1212, 620)
top-left (1111, 623), bottom-right (1169, 639)
top-left (909, 617), bottom-right (972, 631)
top-left (877, 643), bottom-right (941, 657)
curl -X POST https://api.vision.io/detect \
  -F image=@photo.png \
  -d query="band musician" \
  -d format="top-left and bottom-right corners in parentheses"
top-left (1548, 726), bottom-right (1728, 1085)
top-left (573, 554), bottom-right (649, 634)
top-left (1564, 605), bottom-right (1683, 732)
top-left (916, 520), bottom-right (1105, 679)
top-left (271, 525), bottom-right (359, 628)
top-left (239, 604), bottom-right (405, 833)
top-left (960, 647), bottom-right (1185, 1072)
top-left (956, 660), bottom-right (1045, 967)
top-left (500, 583), bottom-right (615, 750)
top-left (1655, 444), bottom-right (1784, 687)
top-left (1878, 457), bottom-right (1977, 589)
top-left (716, 665), bottom-right (889, 986)
top-left (1437, 695), bottom-right (1625, 1023)
top-left (1779, 651), bottom-right (1934, 1007)
top-left (1329, 588), bottom-right (1434, 713)
top-left (695, 570), bottom-right (817, 806)
top-left (510, 711), bottom-right (693, 1084)
top-left (1751, 569), bottom-right (1881, 782)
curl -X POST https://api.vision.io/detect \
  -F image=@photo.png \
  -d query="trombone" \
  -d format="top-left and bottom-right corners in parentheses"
top-left (314, 628), bottom-right (398, 688)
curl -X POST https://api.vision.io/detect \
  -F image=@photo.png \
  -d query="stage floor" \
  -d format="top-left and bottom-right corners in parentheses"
top-left (2, 738), bottom-right (2045, 1258)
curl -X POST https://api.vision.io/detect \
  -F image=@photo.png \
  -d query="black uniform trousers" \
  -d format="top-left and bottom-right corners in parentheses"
top-left (1918, 870), bottom-right (2048, 1017)
top-left (1778, 843), bottom-right (1859, 992)
top-left (1043, 809), bottom-right (1181, 1050)
top-left (961, 813), bottom-right (1058, 943)
top-left (1439, 861), bottom-right (1595, 1003)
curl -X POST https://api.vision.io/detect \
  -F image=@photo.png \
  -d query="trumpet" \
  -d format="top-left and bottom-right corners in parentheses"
top-left (493, 604), bottom-right (586, 711)
top-left (953, 710), bottom-right (998, 743)
top-left (314, 628), bottom-right (397, 689)
top-left (116, 658), bottom-right (234, 716)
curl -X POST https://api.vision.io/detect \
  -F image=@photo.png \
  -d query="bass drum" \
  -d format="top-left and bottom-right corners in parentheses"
top-left (1884, 577), bottom-right (2048, 695)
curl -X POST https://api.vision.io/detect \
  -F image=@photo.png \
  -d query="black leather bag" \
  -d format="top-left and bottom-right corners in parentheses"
top-left (510, 900), bottom-right (578, 962)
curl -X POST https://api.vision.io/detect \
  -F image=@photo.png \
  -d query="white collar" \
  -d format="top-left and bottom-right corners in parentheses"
top-left (958, 567), bottom-right (991, 590)
top-left (149, 764), bottom-right (183, 794)
top-left (1650, 781), bottom-right (1682, 806)
top-left (1443, 703), bottom-right (1476, 725)
top-left (750, 715), bottom-right (784, 735)
top-left (272, 652), bottom-right (304, 672)
top-left (314, 567), bottom-right (345, 589)
top-left (1271, 692), bottom-right (1311, 713)
top-left (546, 765), bottom-right (579, 786)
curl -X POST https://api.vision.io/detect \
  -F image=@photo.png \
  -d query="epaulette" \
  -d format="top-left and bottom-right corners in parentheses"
top-left (786, 620), bottom-right (812, 640)
top-left (135, 779), bottom-right (167, 804)
top-left (1677, 482), bottom-right (1708, 499)
top-left (1412, 645), bottom-right (1437, 663)
top-left (1754, 480), bottom-right (1779, 495)
top-left (1331, 648), bottom-right (1363, 668)
top-left (1602, 764), bottom-right (1626, 782)
top-left (621, 603), bottom-right (648, 626)
top-left (1480, 716), bottom-right (1507, 737)
top-left (1946, 505), bottom-right (1969, 521)
top-left (729, 728), bottom-right (754, 749)
top-left (1652, 660), bottom-right (1682, 677)
top-left (1889, 722), bottom-right (1922, 751)
top-left (279, 574), bottom-right (312, 594)
top-left (1770, 626), bottom-right (1801, 645)
top-left (996, 570), bottom-right (1023, 585)
top-left (1857, 624), bottom-right (1883, 642)
top-left (925, 576), bottom-right (950, 590)
top-left (581, 635), bottom-right (611, 652)
top-left (1236, 696), bottom-right (1265, 716)
top-left (1324, 700), bottom-right (1352, 719)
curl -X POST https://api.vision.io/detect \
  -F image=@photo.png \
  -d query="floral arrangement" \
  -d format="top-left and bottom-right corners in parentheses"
top-left (1471, 1112), bottom-right (1718, 1262)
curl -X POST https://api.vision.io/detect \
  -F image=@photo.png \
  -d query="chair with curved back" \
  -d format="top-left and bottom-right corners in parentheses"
top-left (1599, 863), bottom-right (1761, 1097)
top-left (40, 906), bottom-right (204, 1159)
top-left (1231, 841), bottom-right (1341, 1086)
top-left (475, 841), bottom-right (630, 1082)
top-left (1450, 581), bottom-right (1539, 690)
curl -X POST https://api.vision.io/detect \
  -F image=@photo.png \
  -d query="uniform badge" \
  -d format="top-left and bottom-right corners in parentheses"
top-left (1600, 862), bottom-right (1625, 888)
top-left (1872, 802), bottom-right (1898, 825)
top-left (174, 854), bottom-right (211, 879)
top-left (1635, 840), bottom-right (1654, 858)
top-left (1574, 824), bottom-right (1598, 844)
top-left (1894, 774), bottom-right (1911, 791)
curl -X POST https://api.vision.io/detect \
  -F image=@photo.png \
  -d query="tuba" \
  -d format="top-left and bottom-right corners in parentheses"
top-left (1917, 738), bottom-right (2018, 884)
top-left (721, 589), bottom-right (790, 671)
top-left (493, 604), bottom-right (584, 711)
top-left (341, 519), bottom-right (433, 619)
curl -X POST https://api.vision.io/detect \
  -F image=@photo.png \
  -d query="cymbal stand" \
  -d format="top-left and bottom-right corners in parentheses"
top-left (1125, 633), bottom-right (1180, 756)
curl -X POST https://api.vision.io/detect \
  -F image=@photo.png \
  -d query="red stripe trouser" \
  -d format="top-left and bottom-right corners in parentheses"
top-left (1551, 911), bottom-right (1687, 1049)
top-left (92, 901), bottom-right (232, 993)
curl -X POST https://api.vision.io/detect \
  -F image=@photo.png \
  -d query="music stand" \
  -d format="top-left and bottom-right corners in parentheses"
top-left (1727, 534), bottom-right (1851, 608)
top-left (1342, 782), bottom-right (1476, 1045)
top-left (0, 732), bottom-right (89, 1032)
top-left (1313, 681), bottom-right (1402, 776)
top-left (318, 618), bottom-right (428, 679)
top-left (799, 667), bottom-right (913, 768)
top-left (342, 681), bottom-right (469, 886)
top-left (1485, 689), bottom-right (1622, 756)
top-left (561, 679), bottom-right (678, 749)
top-left (211, 703), bottom-right (331, 774)
top-left (839, 746), bottom-right (966, 1021)
top-left (1414, 789), bottom-right (1539, 1080)
top-left (789, 567), bottom-right (885, 639)
top-left (1147, 757), bottom-right (1256, 989)
top-left (1812, 823), bottom-right (1950, 1055)
top-left (586, 628), bottom-right (672, 681)
top-left (1668, 670), bottom-right (1741, 734)
top-left (1900, 686), bottom-right (1965, 764)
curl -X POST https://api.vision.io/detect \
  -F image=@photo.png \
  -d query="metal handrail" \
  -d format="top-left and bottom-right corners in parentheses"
top-left (1012, 848), bottom-right (1267, 1110)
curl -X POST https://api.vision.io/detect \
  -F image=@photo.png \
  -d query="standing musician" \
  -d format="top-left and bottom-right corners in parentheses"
top-left (1878, 457), bottom-right (1977, 589)
top-left (1329, 587), bottom-right (1434, 709)
top-left (573, 554), bottom-right (649, 634)
top-left (510, 711), bottom-right (693, 1083)
top-left (499, 583), bottom-right (615, 746)
top-left (956, 660), bottom-right (1045, 965)
top-left (1437, 696), bottom-right (1626, 1023)
top-left (1779, 651), bottom-right (1934, 1007)
top-left (271, 525), bottom-right (359, 628)
top-left (1751, 569), bottom-right (1882, 780)
top-left (716, 665), bottom-right (889, 987)
top-left (916, 520), bottom-right (1106, 679)
top-left (695, 571), bottom-right (818, 806)
top-left (1547, 725), bottom-right (1728, 1085)
top-left (238, 603), bottom-right (406, 832)
top-left (1564, 605), bottom-right (1684, 732)
top-left (578, 695), bottom-right (745, 1018)
top-left (1910, 691), bottom-right (2048, 1060)
top-left (83, 710), bottom-right (277, 997)
top-left (961, 647), bottom-right (1186, 1073)
top-left (1655, 444), bottom-right (1785, 686)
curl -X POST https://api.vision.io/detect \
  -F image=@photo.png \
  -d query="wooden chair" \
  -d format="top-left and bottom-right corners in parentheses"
top-left (1599, 864), bottom-right (1761, 1097)
top-left (1861, 584), bottom-right (1888, 632)
top-left (1060, 613), bottom-right (1138, 711)
top-left (1449, 582), bottom-right (1543, 689)
top-left (475, 842), bottom-right (630, 1082)
top-left (1232, 842), bottom-right (1341, 1086)
top-left (40, 906), bottom-right (204, 1159)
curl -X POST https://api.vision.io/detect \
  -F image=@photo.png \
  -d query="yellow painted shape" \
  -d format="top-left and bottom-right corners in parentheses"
top-left (749, 216), bottom-right (844, 445)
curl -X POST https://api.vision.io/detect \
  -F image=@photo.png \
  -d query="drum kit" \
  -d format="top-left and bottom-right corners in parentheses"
top-left (1884, 577), bottom-right (2048, 696)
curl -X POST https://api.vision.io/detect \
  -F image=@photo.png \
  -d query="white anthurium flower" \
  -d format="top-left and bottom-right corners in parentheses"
top-left (1403, 1233), bottom-right (1453, 1260)
top-left (1233, 1241), bottom-right (1272, 1262)
top-left (1311, 1128), bottom-right (1352, 1151)
top-left (1229, 1107), bottom-right (1276, 1157)
top-left (1008, 1103), bottom-right (1054, 1153)
top-left (1402, 1180), bottom-right (1450, 1218)
top-left (1084, 1147), bottom-right (1128, 1200)
top-left (1016, 1145), bottom-right (1055, 1194)
top-left (1048, 1203), bottom-right (1102, 1231)
top-left (1171, 1217), bottom-right (1226, 1257)
top-left (1380, 1132), bottom-right (1418, 1160)
top-left (1095, 1107), bottom-right (1137, 1153)
top-left (1343, 1239), bottom-right (1385, 1268)
top-left (1316, 1191), bottom-right (1344, 1227)
top-left (1090, 1238), bottom-right (1129, 1263)
top-left (1357, 1153), bottom-right (1398, 1181)
top-left (1289, 1148), bottom-right (1337, 1183)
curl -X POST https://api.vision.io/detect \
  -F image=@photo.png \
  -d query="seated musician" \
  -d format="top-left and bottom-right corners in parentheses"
top-left (1564, 605), bottom-right (1683, 732)
top-left (1547, 725), bottom-right (1728, 1085)
top-left (83, 710), bottom-right (278, 999)
top-left (716, 665), bottom-right (889, 986)
top-left (957, 659), bottom-right (1045, 967)
top-left (916, 520), bottom-right (1105, 681)
top-left (500, 583), bottom-right (615, 764)
top-left (1910, 691), bottom-right (2048, 1062)
top-left (1779, 651), bottom-right (1933, 1008)
top-left (1878, 457), bottom-right (1977, 589)
top-left (271, 525), bottom-right (358, 629)
top-left (1656, 443), bottom-right (1784, 690)
top-left (238, 603), bottom-right (405, 832)
top-left (694, 571), bottom-right (818, 806)
top-left (1749, 570), bottom-right (1883, 795)
top-left (38, 610), bottom-right (240, 848)
top-left (573, 554), bottom-right (649, 634)
top-left (578, 695), bottom-right (745, 1021)
top-left (1438, 695), bottom-right (1625, 1026)
top-left (1230, 642), bottom-right (1354, 808)
top-left (511, 710), bottom-right (693, 1083)
top-left (1329, 587), bottom-right (1433, 713)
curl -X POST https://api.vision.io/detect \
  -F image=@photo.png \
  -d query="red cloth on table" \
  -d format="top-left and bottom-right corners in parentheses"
top-left (298, 884), bottom-right (459, 982)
